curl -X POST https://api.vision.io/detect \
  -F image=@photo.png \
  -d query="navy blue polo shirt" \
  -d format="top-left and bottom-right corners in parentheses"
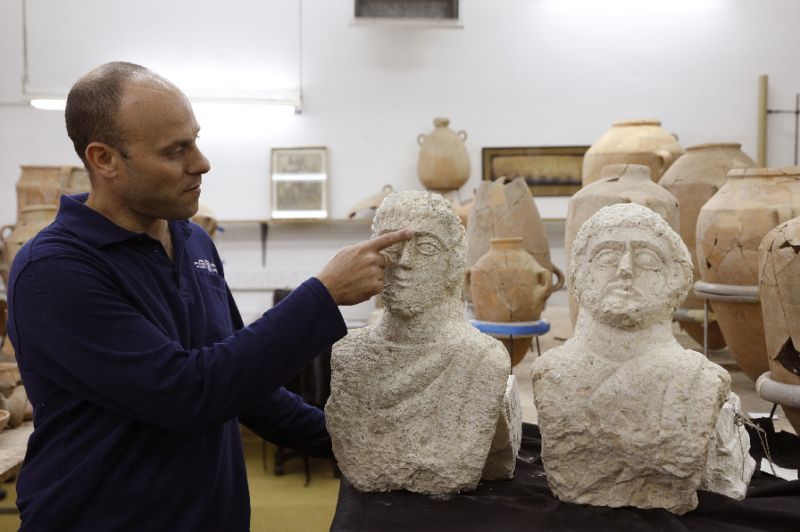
top-left (7, 193), bottom-right (346, 531)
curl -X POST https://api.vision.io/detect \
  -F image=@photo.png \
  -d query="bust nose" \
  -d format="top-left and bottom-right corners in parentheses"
top-left (397, 241), bottom-right (414, 268)
top-left (616, 244), bottom-right (634, 278)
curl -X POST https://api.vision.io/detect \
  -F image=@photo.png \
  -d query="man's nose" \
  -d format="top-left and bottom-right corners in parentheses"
top-left (189, 147), bottom-right (211, 175)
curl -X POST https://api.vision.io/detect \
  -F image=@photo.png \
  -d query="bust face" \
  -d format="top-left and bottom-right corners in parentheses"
top-left (576, 225), bottom-right (680, 328)
top-left (377, 220), bottom-right (455, 318)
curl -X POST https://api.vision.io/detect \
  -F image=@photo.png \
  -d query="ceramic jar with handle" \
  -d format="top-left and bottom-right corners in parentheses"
top-left (417, 117), bottom-right (470, 191)
top-left (468, 237), bottom-right (549, 366)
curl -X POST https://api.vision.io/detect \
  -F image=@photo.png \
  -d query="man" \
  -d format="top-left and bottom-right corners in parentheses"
top-left (6, 62), bottom-right (412, 530)
top-left (326, 190), bottom-right (520, 495)
top-left (532, 203), bottom-right (754, 515)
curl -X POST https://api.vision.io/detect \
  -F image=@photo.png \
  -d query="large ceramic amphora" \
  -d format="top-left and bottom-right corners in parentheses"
top-left (582, 119), bottom-right (684, 187)
top-left (697, 166), bottom-right (800, 381)
top-left (16, 165), bottom-right (89, 220)
top-left (465, 177), bottom-right (564, 304)
top-left (565, 164), bottom-right (679, 325)
top-left (659, 143), bottom-right (756, 349)
top-left (1, 204), bottom-right (58, 289)
top-left (468, 237), bottom-right (549, 366)
top-left (759, 218), bottom-right (800, 433)
top-left (417, 117), bottom-right (470, 191)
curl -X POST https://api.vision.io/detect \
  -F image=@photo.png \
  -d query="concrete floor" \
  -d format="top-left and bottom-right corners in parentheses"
top-left (513, 305), bottom-right (797, 436)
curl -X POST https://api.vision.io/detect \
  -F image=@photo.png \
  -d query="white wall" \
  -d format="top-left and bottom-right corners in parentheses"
top-left (2, 0), bottom-right (799, 319)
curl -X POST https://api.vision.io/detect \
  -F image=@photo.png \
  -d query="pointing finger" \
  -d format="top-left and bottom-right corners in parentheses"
top-left (367, 228), bottom-right (414, 251)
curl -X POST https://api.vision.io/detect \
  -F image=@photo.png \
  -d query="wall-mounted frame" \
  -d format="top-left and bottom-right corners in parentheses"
top-left (270, 147), bottom-right (329, 219)
top-left (481, 146), bottom-right (589, 196)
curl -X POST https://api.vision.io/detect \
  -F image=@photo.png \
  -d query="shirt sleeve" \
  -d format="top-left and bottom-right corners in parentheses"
top-left (8, 254), bottom-right (347, 435)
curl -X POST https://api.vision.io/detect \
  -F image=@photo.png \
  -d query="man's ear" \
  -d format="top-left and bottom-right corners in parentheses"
top-left (85, 142), bottom-right (121, 180)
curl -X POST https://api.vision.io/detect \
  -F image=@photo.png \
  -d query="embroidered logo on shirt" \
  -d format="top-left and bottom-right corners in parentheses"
top-left (194, 259), bottom-right (219, 274)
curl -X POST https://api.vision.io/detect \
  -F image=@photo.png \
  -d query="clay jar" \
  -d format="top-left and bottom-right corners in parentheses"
top-left (1, 204), bottom-right (58, 289)
top-left (759, 218), bottom-right (800, 433)
top-left (659, 143), bottom-right (756, 349)
top-left (697, 166), bottom-right (800, 381)
top-left (469, 237), bottom-right (549, 365)
top-left (565, 164), bottom-right (679, 325)
top-left (466, 177), bottom-right (564, 304)
top-left (16, 165), bottom-right (89, 220)
top-left (582, 119), bottom-right (684, 186)
top-left (417, 117), bottom-right (470, 191)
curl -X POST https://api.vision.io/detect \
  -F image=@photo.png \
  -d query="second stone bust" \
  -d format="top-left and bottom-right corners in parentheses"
top-left (326, 190), bottom-right (521, 494)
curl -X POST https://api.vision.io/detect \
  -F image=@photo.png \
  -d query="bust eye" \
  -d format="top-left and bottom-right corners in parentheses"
top-left (594, 249), bottom-right (621, 267)
top-left (382, 242), bottom-right (403, 260)
top-left (635, 249), bottom-right (662, 270)
top-left (416, 240), bottom-right (443, 256)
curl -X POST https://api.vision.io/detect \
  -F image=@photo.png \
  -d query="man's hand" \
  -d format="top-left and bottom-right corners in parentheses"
top-left (317, 228), bottom-right (414, 305)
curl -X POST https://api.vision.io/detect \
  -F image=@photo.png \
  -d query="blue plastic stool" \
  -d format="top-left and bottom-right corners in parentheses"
top-left (469, 319), bottom-right (551, 358)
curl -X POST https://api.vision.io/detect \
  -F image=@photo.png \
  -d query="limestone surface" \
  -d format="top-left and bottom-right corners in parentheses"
top-left (532, 203), bottom-right (754, 515)
top-left (326, 190), bottom-right (517, 494)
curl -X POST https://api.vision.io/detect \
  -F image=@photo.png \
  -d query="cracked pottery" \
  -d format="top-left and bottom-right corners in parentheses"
top-left (468, 237), bottom-right (549, 365)
top-left (758, 217), bottom-right (800, 433)
top-left (565, 164), bottom-right (678, 325)
top-left (659, 143), bottom-right (756, 349)
top-left (465, 177), bottom-right (564, 306)
top-left (15, 165), bottom-right (89, 220)
top-left (582, 119), bottom-right (684, 186)
top-left (697, 166), bottom-right (800, 380)
top-left (533, 203), bottom-right (754, 515)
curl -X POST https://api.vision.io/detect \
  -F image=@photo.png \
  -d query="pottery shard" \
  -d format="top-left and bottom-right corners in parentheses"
top-left (482, 375), bottom-right (522, 481)
top-left (700, 392), bottom-right (755, 500)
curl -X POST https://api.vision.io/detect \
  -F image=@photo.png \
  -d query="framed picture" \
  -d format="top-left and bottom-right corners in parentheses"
top-left (270, 147), bottom-right (329, 219)
top-left (481, 146), bottom-right (589, 196)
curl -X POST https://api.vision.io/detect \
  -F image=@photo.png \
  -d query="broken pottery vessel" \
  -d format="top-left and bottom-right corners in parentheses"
top-left (565, 164), bottom-right (679, 325)
top-left (1, 204), bottom-right (58, 289)
top-left (15, 165), bottom-right (90, 221)
top-left (465, 177), bottom-right (564, 304)
top-left (582, 119), bottom-right (684, 186)
top-left (697, 166), bottom-right (800, 380)
top-left (533, 203), bottom-right (754, 515)
top-left (326, 190), bottom-right (520, 494)
top-left (417, 117), bottom-right (470, 192)
top-left (468, 237), bottom-right (549, 365)
top-left (758, 217), bottom-right (800, 434)
top-left (659, 143), bottom-right (756, 350)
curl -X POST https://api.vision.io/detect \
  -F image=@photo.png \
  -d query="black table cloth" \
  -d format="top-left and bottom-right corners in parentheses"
top-left (331, 424), bottom-right (800, 531)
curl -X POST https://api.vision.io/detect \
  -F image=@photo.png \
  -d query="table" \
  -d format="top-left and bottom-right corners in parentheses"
top-left (331, 424), bottom-right (800, 532)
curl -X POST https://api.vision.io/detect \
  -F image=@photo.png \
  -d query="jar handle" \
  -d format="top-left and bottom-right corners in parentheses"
top-left (550, 265), bottom-right (565, 293)
top-left (417, 134), bottom-right (426, 146)
top-left (458, 130), bottom-right (468, 141)
top-left (0, 224), bottom-right (14, 243)
top-left (776, 205), bottom-right (795, 225)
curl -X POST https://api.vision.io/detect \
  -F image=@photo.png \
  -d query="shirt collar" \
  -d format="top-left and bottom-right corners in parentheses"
top-left (57, 193), bottom-right (195, 249)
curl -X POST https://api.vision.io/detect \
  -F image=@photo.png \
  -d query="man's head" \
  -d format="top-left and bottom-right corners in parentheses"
top-left (372, 190), bottom-right (466, 318)
top-left (66, 62), bottom-right (210, 223)
top-left (571, 203), bottom-right (692, 329)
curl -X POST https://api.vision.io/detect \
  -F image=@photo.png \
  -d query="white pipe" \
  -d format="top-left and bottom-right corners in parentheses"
top-left (756, 371), bottom-right (800, 408)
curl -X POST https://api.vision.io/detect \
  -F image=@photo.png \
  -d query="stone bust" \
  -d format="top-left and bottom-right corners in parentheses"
top-left (532, 203), bottom-right (754, 515)
top-left (326, 190), bottom-right (520, 494)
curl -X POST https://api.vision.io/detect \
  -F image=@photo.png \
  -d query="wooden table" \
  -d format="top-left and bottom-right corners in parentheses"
top-left (0, 421), bottom-right (32, 483)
